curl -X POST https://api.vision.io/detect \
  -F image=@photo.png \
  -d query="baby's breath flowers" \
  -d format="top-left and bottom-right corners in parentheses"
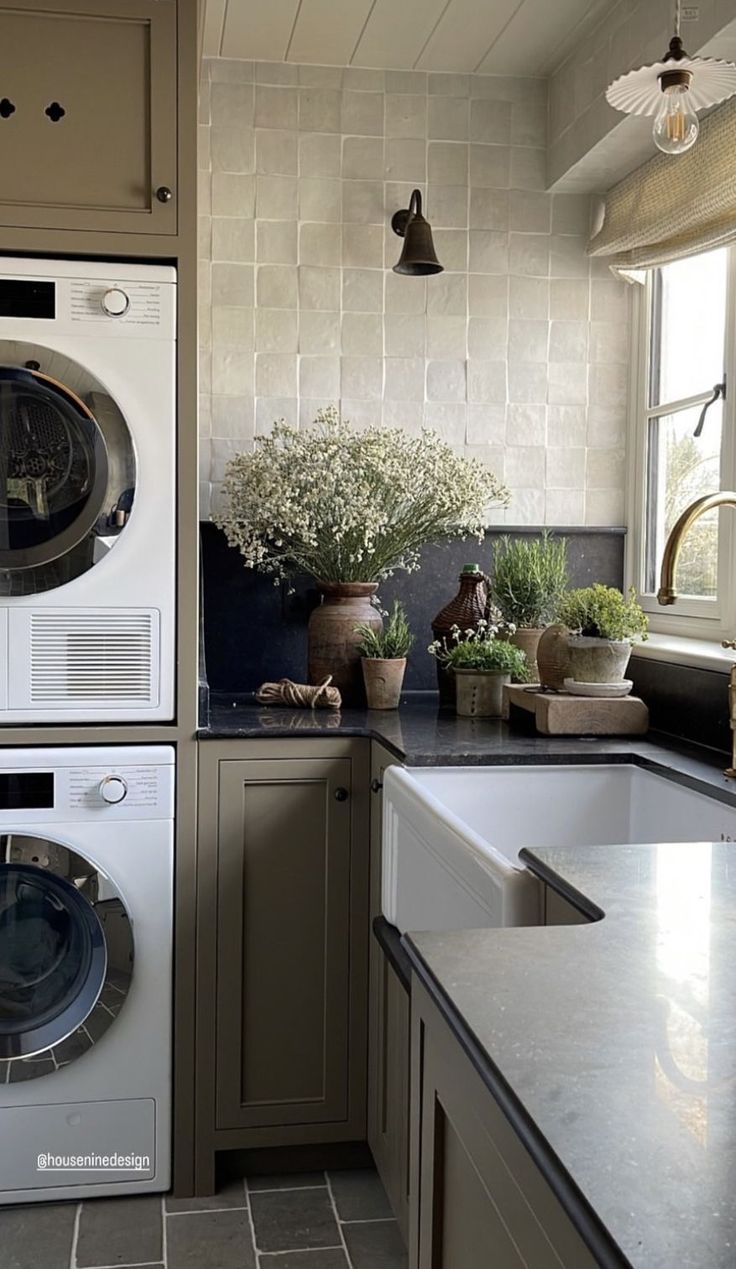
top-left (215, 407), bottom-right (509, 585)
top-left (428, 618), bottom-right (530, 681)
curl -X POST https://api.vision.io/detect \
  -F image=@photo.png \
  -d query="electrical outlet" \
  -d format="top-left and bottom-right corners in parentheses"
top-left (681, 6), bottom-right (700, 19)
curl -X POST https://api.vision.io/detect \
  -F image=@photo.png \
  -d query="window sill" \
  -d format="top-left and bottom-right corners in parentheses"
top-left (631, 633), bottom-right (733, 673)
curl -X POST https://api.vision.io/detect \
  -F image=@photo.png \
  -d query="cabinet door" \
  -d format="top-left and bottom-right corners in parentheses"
top-left (0, 0), bottom-right (177, 234)
top-left (216, 756), bottom-right (357, 1134)
top-left (411, 983), bottom-right (599, 1269)
top-left (368, 743), bottom-right (410, 1239)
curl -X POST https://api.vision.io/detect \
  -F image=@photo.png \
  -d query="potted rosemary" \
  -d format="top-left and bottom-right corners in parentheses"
top-left (491, 532), bottom-right (568, 680)
top-left (558, 585), bottom-right (648, 695)
top-left (355, 601), bottom-right (414, 710)
top-left (429, 621), bottom-right (530, 718)
top-left (216, 407), bottom-right (508, 703)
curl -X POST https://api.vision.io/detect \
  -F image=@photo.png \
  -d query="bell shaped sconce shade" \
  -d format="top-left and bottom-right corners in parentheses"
top-left (391, 189), bottom-right (443, 276)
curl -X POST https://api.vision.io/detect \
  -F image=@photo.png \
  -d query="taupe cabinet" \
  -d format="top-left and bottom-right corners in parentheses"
top-left (197, 740), bottom-right (370, 1160)
top-left (0, 0), bottom-right (177, 234)
top-left (368, 743), bottom-right (410, 1241)
top-left (410, 980), bottom-right (599, 1269)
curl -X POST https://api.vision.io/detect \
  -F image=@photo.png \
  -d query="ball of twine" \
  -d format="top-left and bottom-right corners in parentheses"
top-left (255, 675), bottom-right (342, 710)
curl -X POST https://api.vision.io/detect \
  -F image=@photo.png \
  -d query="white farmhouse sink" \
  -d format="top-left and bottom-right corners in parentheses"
top-left (383, 764), bottom-right (736, 933)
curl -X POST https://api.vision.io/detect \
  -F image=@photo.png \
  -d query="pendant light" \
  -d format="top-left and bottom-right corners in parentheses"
top-left (606, 0), bottom-right (736, 155)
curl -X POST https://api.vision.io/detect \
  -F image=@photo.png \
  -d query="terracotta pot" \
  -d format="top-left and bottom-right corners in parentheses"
top-left (362, 657), bottom-right (406, 710)
top-left (567, 636), bottom-right (632, 684)
top-left (454, 669), bottom-right (510, 718)
top-left (509, 626), bottom-right (544, 682)
top-left (431, 565), bottom-right (488, 708)
top-left (308, 582), bottom-right (382, 706)
top-left (536, 623), bottom-right (572, 691)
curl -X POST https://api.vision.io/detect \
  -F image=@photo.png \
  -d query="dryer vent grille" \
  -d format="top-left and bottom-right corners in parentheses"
top-left (29, 612), bottom-right (157, 705)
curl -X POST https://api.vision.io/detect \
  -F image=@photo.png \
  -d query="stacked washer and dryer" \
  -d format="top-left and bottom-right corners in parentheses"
top-left (0, 259), bottom-right (177, 1202)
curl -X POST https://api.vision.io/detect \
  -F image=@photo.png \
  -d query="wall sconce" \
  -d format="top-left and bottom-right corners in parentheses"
top-left (391, 189), bottom-right (443, 276)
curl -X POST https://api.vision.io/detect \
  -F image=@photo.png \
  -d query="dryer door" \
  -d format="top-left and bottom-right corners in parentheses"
top-left (0, 834), bottom-right (133, 1079)
top-left (0, 354), bottom-right (136, 597)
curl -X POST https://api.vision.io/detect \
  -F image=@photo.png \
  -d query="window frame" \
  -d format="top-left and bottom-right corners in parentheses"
top-left (626, 247), bottom-right (736, 642)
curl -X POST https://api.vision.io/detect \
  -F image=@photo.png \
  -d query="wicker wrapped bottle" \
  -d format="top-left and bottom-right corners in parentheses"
top-left (431, 564), bottom-right (488, 707)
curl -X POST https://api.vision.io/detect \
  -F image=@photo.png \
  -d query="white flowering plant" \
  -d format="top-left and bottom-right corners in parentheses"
top-left (215, 407), bottom-right (509, 585)
top-left (428, 619), bottom-right (530, 680)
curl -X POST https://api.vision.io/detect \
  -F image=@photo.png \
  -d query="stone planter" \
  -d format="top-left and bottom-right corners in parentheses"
top-left (454, 668), bottom-right (510, 718)
top-left (566, 636), bottom-right (632, 684)
top-left (509, 626), bottom-right (544, 681)
top-left (362, 657), bottom-right (406, 710)
top-left (308, 582), bottom-right (382, 706)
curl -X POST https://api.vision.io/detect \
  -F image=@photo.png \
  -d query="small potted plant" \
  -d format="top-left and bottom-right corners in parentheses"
top-left (355, 600), bottom-right (414, 710)
top-left (558, 585), bottom-right (648, 694)
top-left (429, 621), bottom-right (530, 718)
top-left (491, 532), bottom-right (568, 680)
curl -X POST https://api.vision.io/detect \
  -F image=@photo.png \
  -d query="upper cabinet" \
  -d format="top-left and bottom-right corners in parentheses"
top-left (0, 0), bottom-right (177, 235)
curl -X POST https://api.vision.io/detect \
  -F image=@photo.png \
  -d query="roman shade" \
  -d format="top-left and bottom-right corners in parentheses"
top-left (588, 95), bottom-right (736, 272)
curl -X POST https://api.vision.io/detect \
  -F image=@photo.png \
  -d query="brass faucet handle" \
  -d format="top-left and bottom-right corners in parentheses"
top-left (723, 640), bottom-right (736, 651)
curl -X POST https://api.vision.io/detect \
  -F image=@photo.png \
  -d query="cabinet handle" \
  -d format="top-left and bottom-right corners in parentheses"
top-left (371, 778), bottom-right (383, 793)
top-left (334, 787), bottom-right (349, 802)
top-left (155, 185), bottom-right (173, 203)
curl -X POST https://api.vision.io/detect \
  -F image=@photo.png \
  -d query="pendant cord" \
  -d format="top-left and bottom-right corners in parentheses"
top-left (675, 0), bottom-right (681, 37)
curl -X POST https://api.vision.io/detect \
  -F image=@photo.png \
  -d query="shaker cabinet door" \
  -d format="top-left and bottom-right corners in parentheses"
top-left (0, 0), bottom-right (177, 234)
top-left (216, 756), bottom-right (364, 1136)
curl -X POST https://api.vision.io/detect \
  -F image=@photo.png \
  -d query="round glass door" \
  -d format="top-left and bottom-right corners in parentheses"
top-left (0, 344), bottom-right (136, 597)
top-left (0, 837), bottom-right (133, 1073)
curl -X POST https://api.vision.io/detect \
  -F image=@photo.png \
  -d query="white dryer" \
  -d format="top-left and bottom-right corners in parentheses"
top-left (0, 745), bottom-right (173, 1203)
top-left (0, 258), bottom-right (176, 722)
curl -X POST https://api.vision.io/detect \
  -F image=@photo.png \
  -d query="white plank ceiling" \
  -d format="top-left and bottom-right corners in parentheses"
top-left (204, 0), bottom-right (610, 77)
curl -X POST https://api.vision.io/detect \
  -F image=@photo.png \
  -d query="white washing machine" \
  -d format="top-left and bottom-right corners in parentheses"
top-left (0, 258), bottom-right (176, 723)
top-left (0, 745), bottom-right (173, 1203)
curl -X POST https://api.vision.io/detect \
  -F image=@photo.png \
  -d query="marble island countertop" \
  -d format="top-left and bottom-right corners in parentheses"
top-left (406, 840), bottom-right (736, 1269)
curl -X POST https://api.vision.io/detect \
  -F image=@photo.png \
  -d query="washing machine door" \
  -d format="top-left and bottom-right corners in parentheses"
top-left (0, 358), bottom-right (136, 596)
top-left (0, 834), bottom-right (133, 1076)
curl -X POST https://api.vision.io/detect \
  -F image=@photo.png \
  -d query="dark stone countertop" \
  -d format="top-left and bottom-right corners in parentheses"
top-left (201, 692), bottom-right (736, 804)
top-left (407, 837), bottom-right (736, 1269)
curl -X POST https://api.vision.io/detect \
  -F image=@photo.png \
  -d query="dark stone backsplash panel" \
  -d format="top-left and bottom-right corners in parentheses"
top-left (629, 655), bottom-right (730, 757)
top-left (201, 523), bottom-right (625, 694)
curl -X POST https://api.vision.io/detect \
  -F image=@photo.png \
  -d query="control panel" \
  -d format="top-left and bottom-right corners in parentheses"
top-left (0, 747), bottom-right (174, 823)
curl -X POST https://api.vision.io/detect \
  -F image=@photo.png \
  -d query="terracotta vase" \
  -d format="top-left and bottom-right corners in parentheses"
top-left (509, 626), bottom-right (544, 682)
top-left (362, 657), bottom-right (406, 710)
top-left (454, 669), bottom-right (509, 719)
top-left (431, 565), bottom-right (488, 708)
top-left (308, 582), bottom-right (382, 706)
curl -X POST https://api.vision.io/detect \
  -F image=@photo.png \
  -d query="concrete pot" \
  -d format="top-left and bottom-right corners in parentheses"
top-left (362, 657), bottom-right (406, 710)
top-left (308, 582), bottom-right (382, 706)
top-left (509, 626), bottom-right (544, 682)
top-left (567, 636), bottom-right (632, 684)
top-left (454, 669), bottom-right (510, 718)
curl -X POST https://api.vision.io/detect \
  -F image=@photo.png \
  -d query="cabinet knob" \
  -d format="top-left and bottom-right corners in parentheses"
top-left (334, 787), bottom-right (349, 802)
top-left (155, 185), bottom-right (173, 203)
top-left (371, 778), bottom-right (383, 793)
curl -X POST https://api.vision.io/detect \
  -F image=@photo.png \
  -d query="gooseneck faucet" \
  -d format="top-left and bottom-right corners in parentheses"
top-left (657, 491), bottom-right (736, 776)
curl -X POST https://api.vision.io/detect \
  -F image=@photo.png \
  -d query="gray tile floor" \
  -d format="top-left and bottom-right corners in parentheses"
top-left (1, 1168), bottom-right (408, 1269)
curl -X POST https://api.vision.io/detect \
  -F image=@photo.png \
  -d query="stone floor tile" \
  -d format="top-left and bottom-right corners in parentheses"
top-left (166, 1208), bottom-right (256, 1268)
top-left (247, 1171), bottom-right (326, 1191)
top-left (0, 1203), bottom-right (77, 1269)
top-left (342, 1218), bottom-right (408, 1269)
top-left (165, 1176), bottom-right (246, 1212)
top-left (76, 1196), bottom-right (163, 1267)
top-left (328, 1169), bottom-right (393, 1222)
top-left (259, 1252), bottom-right (348, 1268)
top-left (250, 1186), bottom-right (339, 1253)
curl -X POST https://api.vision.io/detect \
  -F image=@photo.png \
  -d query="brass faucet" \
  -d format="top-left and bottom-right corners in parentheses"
top-left (657, 491), bottom-right (736, 777)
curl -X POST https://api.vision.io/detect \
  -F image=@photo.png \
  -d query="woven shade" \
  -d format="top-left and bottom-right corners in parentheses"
top-left (588, 96), bottom-right (736, 272)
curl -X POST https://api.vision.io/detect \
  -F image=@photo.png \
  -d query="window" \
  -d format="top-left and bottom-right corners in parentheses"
top-left (628, 247), bottom-right (736, 640)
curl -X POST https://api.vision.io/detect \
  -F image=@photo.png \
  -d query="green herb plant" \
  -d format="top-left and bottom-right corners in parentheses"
top-left (355, 600), bottom-right (414, 659)
top-left (491, 532), bottom-right (568, 628)
top-left (558, 585), bottom-right (648, 643)
top-left (429, 621), bottom-right (531, 681)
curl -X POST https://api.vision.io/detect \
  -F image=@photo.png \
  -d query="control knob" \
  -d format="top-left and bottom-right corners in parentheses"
top-left (99, 775), bottom-right (128, 805)
top-left (101, 288), bottom-right (130, 318)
